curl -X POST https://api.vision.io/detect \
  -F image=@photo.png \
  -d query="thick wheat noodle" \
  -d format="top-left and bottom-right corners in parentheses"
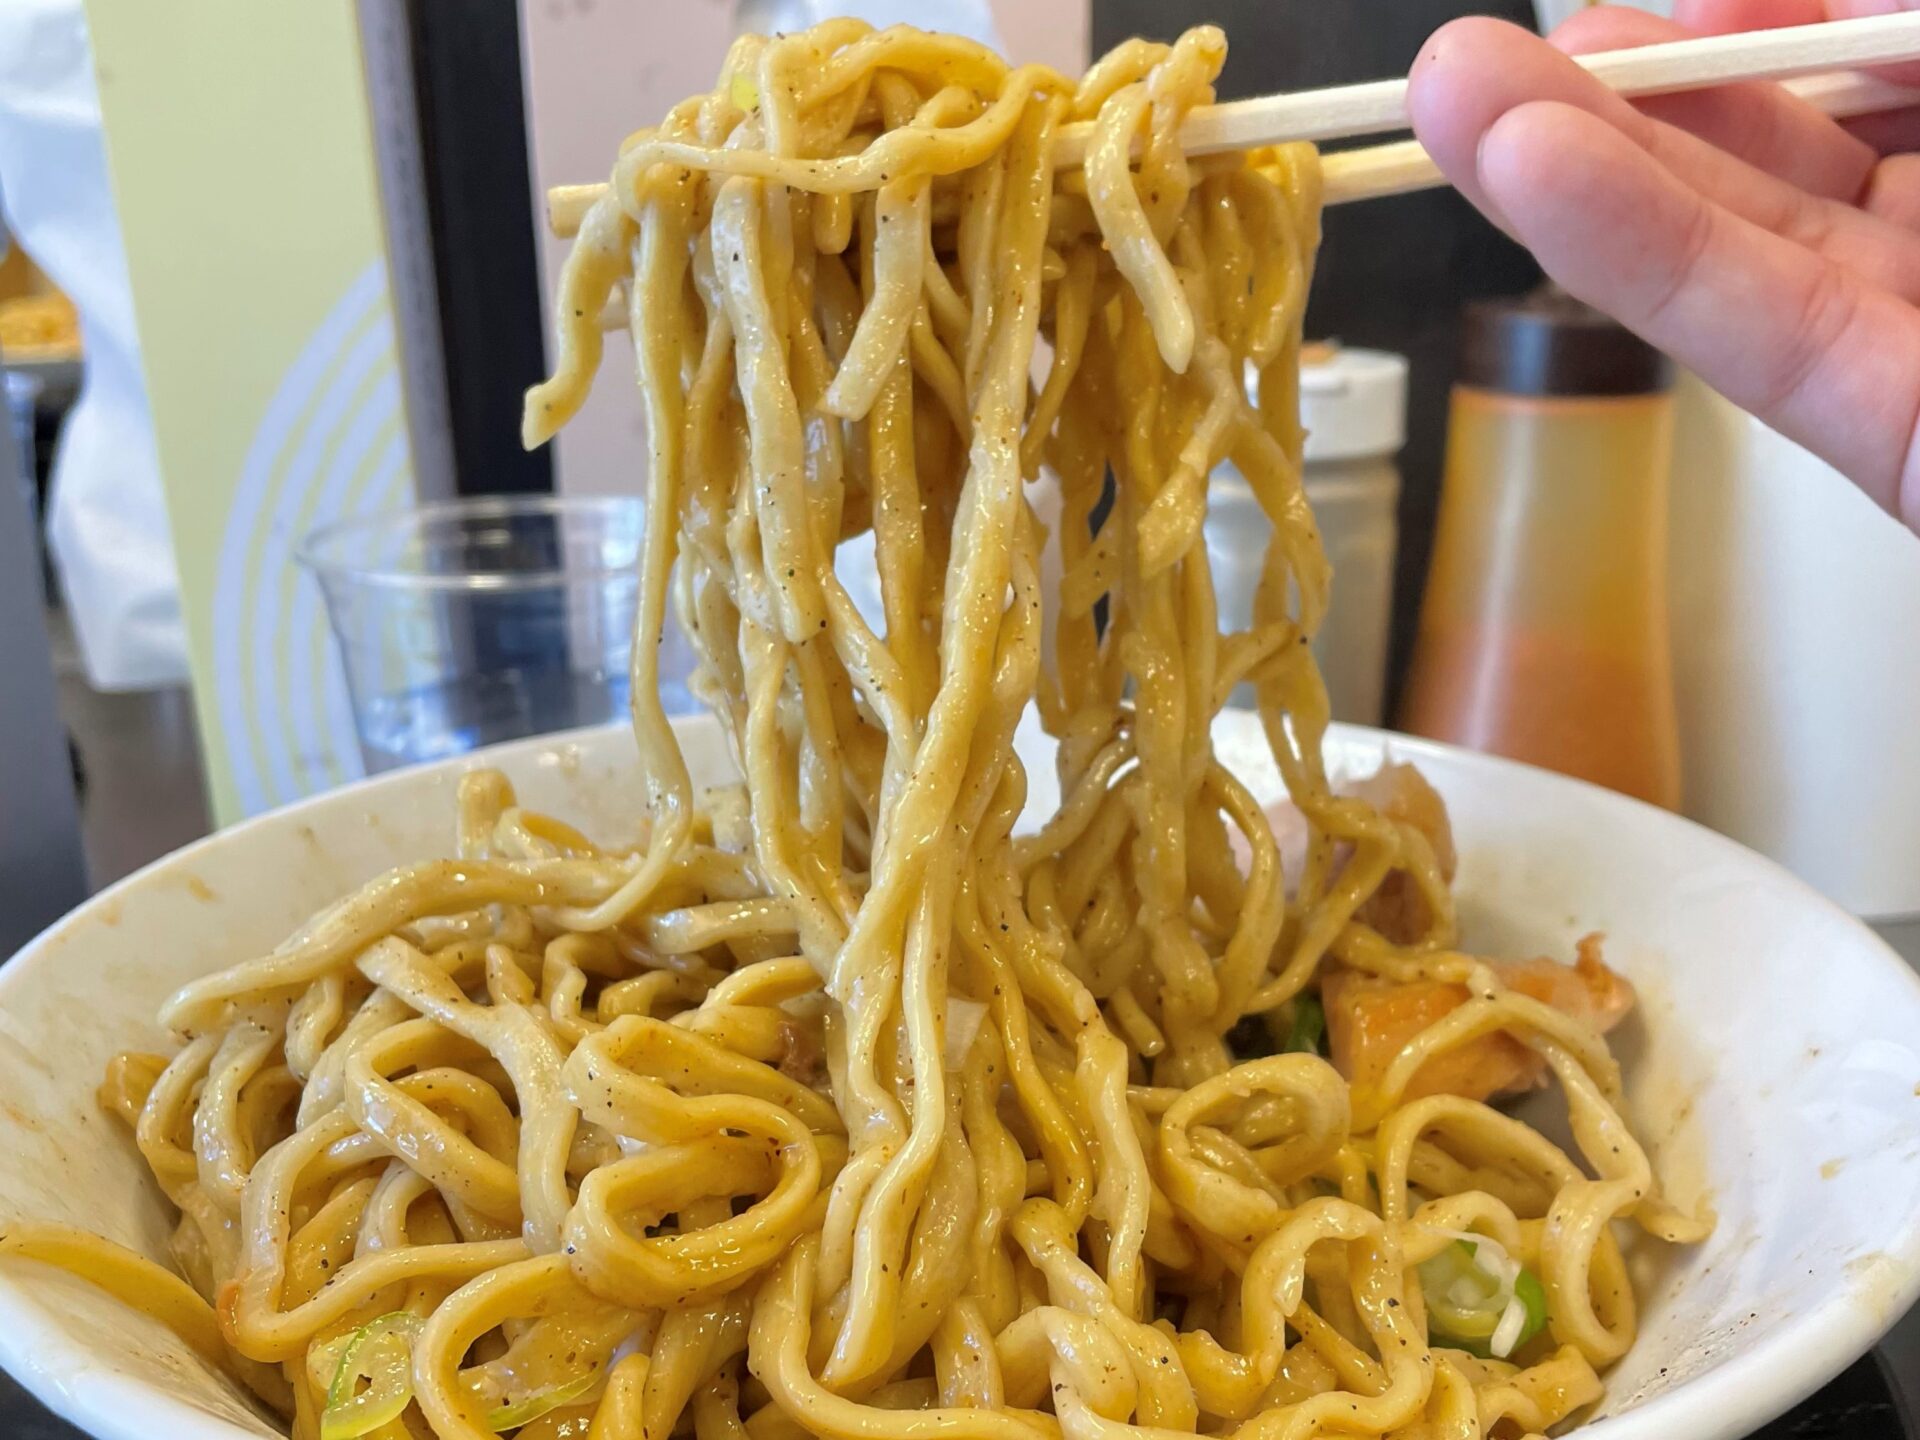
top-left (1, 20), bottom-right (1715, 1440)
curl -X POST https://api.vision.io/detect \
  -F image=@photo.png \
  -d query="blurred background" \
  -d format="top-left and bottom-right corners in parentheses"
top-left (3, 0), bottom-right (1919, 1434)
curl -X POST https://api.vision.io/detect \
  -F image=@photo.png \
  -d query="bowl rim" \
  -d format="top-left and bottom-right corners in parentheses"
top-left (2, 715), bottom-right (1917, 1440)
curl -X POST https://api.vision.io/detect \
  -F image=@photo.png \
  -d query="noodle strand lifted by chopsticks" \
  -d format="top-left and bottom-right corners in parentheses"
top-left (7, 22), bottom-right (1708, 1440)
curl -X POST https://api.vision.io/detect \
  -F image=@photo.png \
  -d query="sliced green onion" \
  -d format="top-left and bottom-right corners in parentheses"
top-left (1285, 994), bottom-right (1326, 1056)
top-left (1417, 1235), bottom-right (1548, 1360)
top-left (486, 1370), bottom-right (600, 1432)
top-left (320, 1312), bottom-right (426, 1440)
top-left (1510, 1266), bottom-right (1549, 1351)
top-left (1421, 1241), bottom-right (1500, 1342)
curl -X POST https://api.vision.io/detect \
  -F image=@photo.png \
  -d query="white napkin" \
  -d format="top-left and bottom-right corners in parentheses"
top-left (0, 0), bottom-right (185, 689)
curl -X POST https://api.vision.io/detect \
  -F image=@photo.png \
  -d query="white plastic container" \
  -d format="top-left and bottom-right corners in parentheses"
top-left (1207, 347), bottom-right (1408, 723)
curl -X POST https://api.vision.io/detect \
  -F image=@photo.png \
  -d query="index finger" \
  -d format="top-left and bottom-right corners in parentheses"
top-left (1472, 96), bottom-right (1920, 529)
top-left (1552, 5), bottom-right (1879, 199)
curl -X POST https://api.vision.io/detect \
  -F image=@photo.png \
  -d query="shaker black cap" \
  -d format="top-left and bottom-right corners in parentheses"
top-left (1461, 287), bottom-right (1674, 397)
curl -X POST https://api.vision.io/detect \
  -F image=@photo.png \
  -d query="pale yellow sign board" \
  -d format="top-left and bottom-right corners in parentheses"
top-left (87, 0), bottom-right (413, 822)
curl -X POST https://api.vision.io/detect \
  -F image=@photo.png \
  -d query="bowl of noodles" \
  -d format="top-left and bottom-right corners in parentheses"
top-left (1, 712), bottom-right (1918, 1440)
top-left (3, 17), bottom-right (1918, 1440)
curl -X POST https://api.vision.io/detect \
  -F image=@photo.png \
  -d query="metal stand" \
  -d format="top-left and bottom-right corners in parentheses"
top-left (0, 402), bottom-right (88, 956)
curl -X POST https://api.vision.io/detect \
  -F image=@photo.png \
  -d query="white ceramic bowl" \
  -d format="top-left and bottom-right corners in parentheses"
top-left (3, 714), bottom-right (1919, 1440)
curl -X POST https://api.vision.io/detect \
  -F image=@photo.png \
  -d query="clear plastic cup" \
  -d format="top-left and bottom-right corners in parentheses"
top-left (299, 495), bottom-right (696, 774)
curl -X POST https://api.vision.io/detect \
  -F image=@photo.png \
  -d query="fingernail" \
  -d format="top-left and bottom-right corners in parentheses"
top-left (1470, 129), bottom-right (1517, 235)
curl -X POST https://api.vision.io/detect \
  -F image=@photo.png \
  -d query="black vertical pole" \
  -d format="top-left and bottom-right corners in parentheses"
top-left (0, 413), bottom-right (89, 955)
top-left (401, 0), bottom-right (560, 692)
top-left (404, 0), bottom-right (553, 500)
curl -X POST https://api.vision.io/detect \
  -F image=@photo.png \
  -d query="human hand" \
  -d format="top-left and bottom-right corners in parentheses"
top-left (1407, 1), bottom-right (1920, 534)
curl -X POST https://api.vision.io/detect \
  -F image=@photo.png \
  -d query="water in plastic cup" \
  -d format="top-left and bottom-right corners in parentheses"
top-left (299, 496), bottom-right (696, 774)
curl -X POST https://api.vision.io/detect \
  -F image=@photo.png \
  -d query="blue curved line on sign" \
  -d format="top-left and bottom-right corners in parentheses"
top-left (283, 369), bottom-right (403, 796)
top-left (218, 261), bottom-right (390, 815)
top-left (249, 312), bottom-right (393, 807)
top-left (318, 434), bottom-right (412, 778)
top-left (285, 402), bottom-right (401, 794)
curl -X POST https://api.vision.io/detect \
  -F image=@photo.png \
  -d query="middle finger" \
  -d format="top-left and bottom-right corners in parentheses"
top-left (1410, 17), bottom-right (1920, 300)
top-left (1553, 6), bottom-right (1879, 201)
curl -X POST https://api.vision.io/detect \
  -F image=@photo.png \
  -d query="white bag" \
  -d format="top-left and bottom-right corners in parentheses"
top-left (0, 0), bottom-right (185, 690)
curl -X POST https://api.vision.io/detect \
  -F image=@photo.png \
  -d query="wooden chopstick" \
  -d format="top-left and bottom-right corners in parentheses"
top-left (1323, 67), bottom-right (1920, 206)
top-left (547, 12), bottom-right (1920, 235)
top-left (582, 62), bottom-right (1910, 331)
